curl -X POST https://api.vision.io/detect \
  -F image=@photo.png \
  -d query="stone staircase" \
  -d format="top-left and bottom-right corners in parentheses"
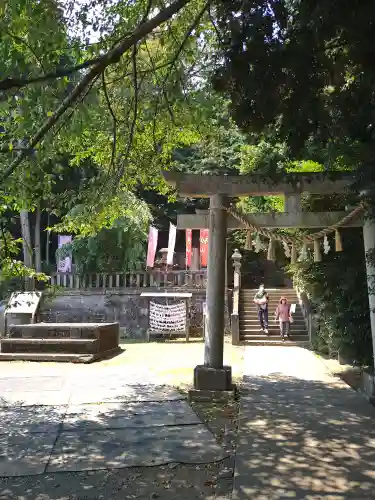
top-left (0, 323), bottom-right (121, 363)
top-left (239, 288), bottom-right (310, 345)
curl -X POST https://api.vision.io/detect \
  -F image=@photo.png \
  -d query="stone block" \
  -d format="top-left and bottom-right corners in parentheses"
top-left (193, 364), bottom-right (232, 391)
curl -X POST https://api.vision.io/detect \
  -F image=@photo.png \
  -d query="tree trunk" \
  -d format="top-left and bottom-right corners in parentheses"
top-left (34, 205), bottom-right (42, 272)
top-left (20, 209), bottom-right (33, 269)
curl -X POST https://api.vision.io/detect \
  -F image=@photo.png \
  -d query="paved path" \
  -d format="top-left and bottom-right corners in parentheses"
top-left (233, 346), bottom-right (375, 500)
top-left (0, 365), bottom-right (226, 477)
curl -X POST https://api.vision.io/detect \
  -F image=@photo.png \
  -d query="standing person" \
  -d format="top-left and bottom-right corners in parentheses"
top-left (254, 284), bottom-right (269, 334)
top-left (275, 297), bottom-right (293, 341)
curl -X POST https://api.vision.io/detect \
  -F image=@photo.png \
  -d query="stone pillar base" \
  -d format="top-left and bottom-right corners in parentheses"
top-left (193, 364), bottom-right (233, 391)
top-left (188, 388), bottom-right (237, 403)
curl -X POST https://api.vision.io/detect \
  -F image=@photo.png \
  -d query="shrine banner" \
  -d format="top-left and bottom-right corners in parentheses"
top-left (200, 229), bottom-right (209, 267)
top-left (166, 223), bottom-right (176, 266)
top-left (146, 226), bottom-right (158, 268)
top-left (57, 235), bottom-right (72, 272)
top-left (185, 229), bottom-right (192, 268)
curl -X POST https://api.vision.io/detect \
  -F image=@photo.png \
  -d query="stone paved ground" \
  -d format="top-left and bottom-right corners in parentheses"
top-left (233, 346), bottom-right (375, 500)
top-left (5, 342), bottom-right (374, 499)
top-left (0, 340), bottom-right (242, 499)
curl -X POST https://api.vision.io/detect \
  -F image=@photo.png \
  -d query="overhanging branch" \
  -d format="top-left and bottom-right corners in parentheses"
top-left (0, 57), bottom-right (103, 91)
top-left (0, 0), bottom-right (190, 184)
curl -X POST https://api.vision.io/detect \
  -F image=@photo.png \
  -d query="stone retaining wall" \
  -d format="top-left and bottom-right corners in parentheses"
top-left (40, 289), bottom-right (211, 340)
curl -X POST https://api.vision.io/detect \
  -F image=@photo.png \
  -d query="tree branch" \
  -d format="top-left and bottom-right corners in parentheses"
top-left (0, 57), bottom-right (103, 91)
top-left (144, 40), bottom-right (176, 124)
top-left (0, 0), bottom-right (190, 184)
top-left (6, 31), bottom-right (47, 73)
top-left (114, 44), bottom-right (139, 186)
top-left (102, 72), bottom-right (118, 124)
top-left (102, 72), bottom-right (118, 167)
top-left (163, 0), bottom-right (210, 82)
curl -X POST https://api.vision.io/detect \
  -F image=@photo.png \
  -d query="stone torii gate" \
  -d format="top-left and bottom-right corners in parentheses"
top-left (163, 171), bottom-right (375, 394)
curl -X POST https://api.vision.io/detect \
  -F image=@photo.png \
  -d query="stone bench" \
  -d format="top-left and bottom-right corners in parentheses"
top-left (0, 322), bottom-right (120, 363)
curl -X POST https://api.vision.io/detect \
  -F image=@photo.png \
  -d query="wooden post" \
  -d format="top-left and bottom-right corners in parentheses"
top-left (146, 298), bottom-right (151, 342)
top-left (185, 299), bottom-right (190, 342)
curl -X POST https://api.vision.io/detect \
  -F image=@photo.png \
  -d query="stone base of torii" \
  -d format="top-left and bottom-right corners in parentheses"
top-left (162, 171), bottom-right (375, 398)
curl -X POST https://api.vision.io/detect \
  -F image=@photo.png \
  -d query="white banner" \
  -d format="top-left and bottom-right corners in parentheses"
top-left (166, 223), bottom-right (176, 266)
top-left (57, 235), bottom-right (72, 273)
top-left (146, 226), bottom-right (158, 268)
top-left (149, 301), bottom-right (186, 332)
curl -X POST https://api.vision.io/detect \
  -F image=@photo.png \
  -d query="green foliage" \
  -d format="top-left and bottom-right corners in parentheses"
top-left (237, 196), bottom-right (284, 213)
top-left (290, 229), bottom-right (372, 366)
top-left (0, 229), bottom-right (49, 299)
top-left (56, 189), bottom-right (151, 272)
top-left (213, 0), bottom-right (375, 173)
top-left (173, 99), bottom-right (246, 174)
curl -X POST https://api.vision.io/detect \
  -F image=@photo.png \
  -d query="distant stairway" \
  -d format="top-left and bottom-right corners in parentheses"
top-left (239, 288), bottom-right (310, 345)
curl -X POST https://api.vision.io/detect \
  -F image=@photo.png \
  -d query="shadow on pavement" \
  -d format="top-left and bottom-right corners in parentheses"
top-left (0, 378), bottom-right (228, 499)
top-left (234, 374), bottom-right (375, 499)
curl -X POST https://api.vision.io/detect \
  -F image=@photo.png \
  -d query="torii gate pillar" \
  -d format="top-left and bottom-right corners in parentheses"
top-left (363, 217), bottom-right (375, 371)
top-left (193, 194), bottom-right (233, 392)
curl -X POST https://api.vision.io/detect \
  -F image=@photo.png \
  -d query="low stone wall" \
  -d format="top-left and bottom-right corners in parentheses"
top-left (358, 370), bottom-right (375, 404)
top-left (40, 288), bottom-right (208, 340)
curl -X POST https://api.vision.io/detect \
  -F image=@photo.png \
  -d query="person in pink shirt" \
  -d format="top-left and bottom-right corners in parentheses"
top-left (275, 297), bottom-right (293, 341)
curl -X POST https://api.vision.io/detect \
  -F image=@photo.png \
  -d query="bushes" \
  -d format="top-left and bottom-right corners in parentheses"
top-left (290, 228), bottom-right (373, 367)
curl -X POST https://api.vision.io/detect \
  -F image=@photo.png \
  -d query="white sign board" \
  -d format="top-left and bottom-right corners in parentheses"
top-left (5, 292), bottom-right (42, 316)
top-left (290, 303), bottom-right (296, 314)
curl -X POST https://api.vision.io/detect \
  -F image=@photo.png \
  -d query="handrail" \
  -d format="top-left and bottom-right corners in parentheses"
top-left (294, 283), bottom-right (317, 343)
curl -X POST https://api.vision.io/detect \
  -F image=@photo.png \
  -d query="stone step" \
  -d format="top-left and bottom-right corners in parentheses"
top-left (240, 319), bottom-right (305, 325)
top-left (240, 329), bottom-right (307, 336)
top-left (240, 305), bottom-right (303, 310)
top-left (240, 333), bottom-right (309, 341)
top-left (240, 312), bottom-right (304, 318)
top-left (240, 324), bottom-right (306, 330)
top-left (240, 296), bottom-right (299, 300)
top-left (1, 338), bottom-right (98, 354)
top-left (240, 295), bottom-right (298, 304)
top-left (0, 352), bottom-right (99, 363)
top-left (241, 305), bottom-right (300, 310)
top-left (240, 293), bottom-right (298, 302)
top-left (242, 292), bottom-right (297, 294)
top-left (239, 339), bottom-right (311, 346)
top-left (240, 328), bottom-right (307, 334)
top-left (241, 292), bottom-right (297, 296)
top-left (241, 295), bottom-right (298, 299)
top-left (241, 300), bottom-right (299, 303)
top-left (241, 290), bottom-right (297, 294)
top-left (239, 304), bottom-right (302, 316)
top-left (242, 288), bottom-right (295, 291)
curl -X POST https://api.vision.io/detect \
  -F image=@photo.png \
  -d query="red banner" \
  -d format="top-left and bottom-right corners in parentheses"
top-left (200, 229), bottom-right (209, 267)
top-left (185, 229), bottom-right (192, 268)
